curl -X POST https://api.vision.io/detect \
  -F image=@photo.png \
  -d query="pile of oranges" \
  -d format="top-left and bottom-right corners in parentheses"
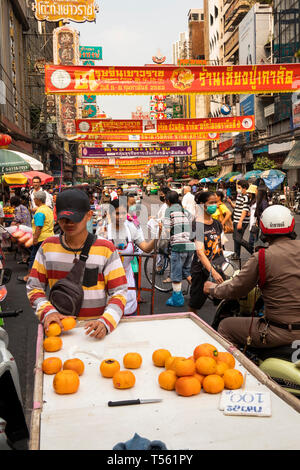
top-left (153, 344), bottom-right (243, 397)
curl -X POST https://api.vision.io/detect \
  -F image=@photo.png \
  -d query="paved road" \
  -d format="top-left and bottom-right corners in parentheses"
top-left (3, 194), bottom-right (300, 429)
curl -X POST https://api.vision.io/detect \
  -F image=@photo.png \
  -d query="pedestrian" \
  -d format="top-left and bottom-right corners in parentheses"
top-left (110, 187), bottom-right (118, 201)
top-left (10, 196), bottom-right (31, 227)
top-left (213, 191), bottom-right (233, 233)
top-left (188, 191), bottom-right (226, 315)
top-left (29, 176), bottom-right (53, 213)
top-left (117, 187), bottom-right (124, 198)
top-left (102, 198), bottom-right (161, 316)
top-left (26, 188), bottom-right (127, 339)
top-left (163, 191), bottom-right (194, 307)
top-left (227, 180), bottom-right (250, 259)
top-left (182, 186), bottom-right (196, 217)
top-left (18, 190), bottom-right (54, 283)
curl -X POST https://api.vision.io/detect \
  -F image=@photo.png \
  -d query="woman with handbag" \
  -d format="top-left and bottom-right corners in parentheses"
top-left (188, 191), bottom-right (226, 315)
top-left (213, 191), bottom-right (233, 233)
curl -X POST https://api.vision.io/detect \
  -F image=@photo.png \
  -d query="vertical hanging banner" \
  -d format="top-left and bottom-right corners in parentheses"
top-left (53, 26), bottom-right (80, 139)
top-left (45, 64), bottom-right (300, 95)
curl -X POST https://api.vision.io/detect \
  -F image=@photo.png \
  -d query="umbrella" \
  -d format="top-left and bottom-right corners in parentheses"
top-left (2, 171), bottom-right (53, 185)
top-left (0, 149), bottom-right (43, 174)
top-left (260, 169), bottom-right (286, 190)
top-left (200, 177), bottom-right (214, 183)
top-left (22, 171), bottom-right (53, 185)
top-left (227, 173), bottom-right (243, 182)
top-left (244, 170), bottom-right (262, 180)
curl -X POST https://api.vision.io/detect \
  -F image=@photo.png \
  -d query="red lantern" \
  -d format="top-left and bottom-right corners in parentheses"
top-left (0, 134), bottom-right (12, 149)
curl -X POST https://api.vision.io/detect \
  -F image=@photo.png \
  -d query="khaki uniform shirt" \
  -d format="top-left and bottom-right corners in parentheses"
top-left (212, 237), bottom-right (300, 325)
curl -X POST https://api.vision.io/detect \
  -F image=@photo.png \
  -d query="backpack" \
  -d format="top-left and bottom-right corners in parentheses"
top-left (49, 233), bottom-right (96, 316)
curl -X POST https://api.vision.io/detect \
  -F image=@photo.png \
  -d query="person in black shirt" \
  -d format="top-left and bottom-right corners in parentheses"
top-left (189, 192), bottom-right (225, 314)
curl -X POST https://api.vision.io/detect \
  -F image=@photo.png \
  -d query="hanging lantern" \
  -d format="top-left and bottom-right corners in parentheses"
top-left (0, 134), bottom-right (12, 148)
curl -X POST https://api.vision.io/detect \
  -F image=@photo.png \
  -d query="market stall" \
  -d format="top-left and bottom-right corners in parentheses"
top-left (30, 313), bottom-right (300, 450)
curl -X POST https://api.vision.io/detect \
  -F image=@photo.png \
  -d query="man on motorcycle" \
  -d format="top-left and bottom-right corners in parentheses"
top-left (204, 205), bottom-right (300, 349)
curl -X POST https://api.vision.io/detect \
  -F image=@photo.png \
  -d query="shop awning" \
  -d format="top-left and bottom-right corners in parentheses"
top-left (282, 141), bottom-right (300, 169)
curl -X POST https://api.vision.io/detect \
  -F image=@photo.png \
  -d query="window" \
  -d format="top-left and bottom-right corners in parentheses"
top-left (215, 6), bottom-right (219, 18)
top-left (210, 14), bottom-right (214, 26)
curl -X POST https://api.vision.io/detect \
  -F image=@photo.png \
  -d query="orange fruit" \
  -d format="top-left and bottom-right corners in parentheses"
top-left (194, 343), bottom-right (218, 360)
top-left (223, 369), bottom-right (244, 390)
top-left (63, 358), bottom-right (85, 376)
top-left (158, 370), bottom-right (177, 391)
top-left (53, 370), bottom-right (80, 394)
top-left (123, 352), bottom-right (142, 369)
top-left (113, 370), bottom-right (136, 389)
top-left (45, 322), bottom-right (62, 337)
top-left (216, 352), bottom-right (235, 369)
top-left (174, 358), bottom-right (196, 377)
top-left (152, 349), bottom-right (171, 367)
top-left (195, 357), bottom-right (217, 376)
top-left (193, 373), bottom-right (205, 385)
top-left (175, 376), bottom-right (201, 397)
top-left (43, 336), bottom-right (62, 352)
top-left (61, 317), bottom-right (77, 331)
top-left (203, 374), bottom-right (225, 394)
top-left (42, 357), bottom-right (62, 375)
top-left (100, 359), bottom-right (120, 378)
top-left (215, 362), bottom-right (229, 376)
top-left (166, 357), bottom-right (186, 372)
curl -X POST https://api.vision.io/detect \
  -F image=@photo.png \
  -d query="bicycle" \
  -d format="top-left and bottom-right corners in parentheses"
top-left (144, 251), bottom-right (190, 294)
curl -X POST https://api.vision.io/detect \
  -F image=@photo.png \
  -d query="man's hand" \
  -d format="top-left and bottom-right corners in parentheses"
top-left (237, 221), bottom-right (243, 231)
top-left (211, 268), bottom-right (223, 284)
top-left (204, 281), bottom-right (217, 295)
top-left (84, 320), bottom-right (107, 339)
top-left (44, 312), bottom-right (74, 333)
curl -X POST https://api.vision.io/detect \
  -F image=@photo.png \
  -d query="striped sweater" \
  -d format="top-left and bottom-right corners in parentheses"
top-left (26, 236), bottom-right (127, 334)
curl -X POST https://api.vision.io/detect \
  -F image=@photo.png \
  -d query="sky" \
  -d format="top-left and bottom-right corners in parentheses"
top-left (76, 0), bottom-right (203, 118)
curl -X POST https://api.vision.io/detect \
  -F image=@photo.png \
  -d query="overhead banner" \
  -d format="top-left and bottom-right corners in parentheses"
top-left (76, 156), bottom-right (174, 166)
top-left (76, 116), bottom-right (254, 135)
top-left (33, 0), bottom-right (99, 22)
top-left (74, 132), bottom-right (219, 142)
top-left (45, 64), bottom-right (300, 95)
top-left (81, 146), bottom-right (191, 158)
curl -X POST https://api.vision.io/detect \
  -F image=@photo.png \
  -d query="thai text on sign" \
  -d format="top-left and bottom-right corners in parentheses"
top-left (75, 132), bottom-right (219, 142)
top-left (75, 116), bottom-right (254, 135)
top-left (81, 146), bottom-right (191, 158)
top-left (76, 156), bottom-right (174, 166)
top-left (33, 0), bottom-right (98, 22)
top-left (45, 64), bottom-right (300, 95)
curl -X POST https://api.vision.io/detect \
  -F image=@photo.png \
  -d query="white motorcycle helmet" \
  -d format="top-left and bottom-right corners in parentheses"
top-left (260, 205), bottom-right (295, 236)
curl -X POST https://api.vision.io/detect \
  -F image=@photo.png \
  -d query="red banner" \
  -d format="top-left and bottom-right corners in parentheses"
top-left (45, 64), bottom-right (300, 95)
top-left (76, 116), bottom-right (254, 135)
top-left (75, 132), bottom-right (219, 142)
top-left (76, 156), bottom-right (174, 166)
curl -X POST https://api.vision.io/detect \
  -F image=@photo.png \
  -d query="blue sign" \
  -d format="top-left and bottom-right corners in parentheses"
top-left (240, 95), bottom-right (254, 143)
top-left (84, 95), bottom-right (97, 103)
top-left (80, 46), bottom-right (103, 61)
top-left (83, 105), bottom-right (97, 118)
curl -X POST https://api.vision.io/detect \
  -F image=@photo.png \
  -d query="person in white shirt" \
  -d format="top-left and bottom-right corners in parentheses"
top-left (110, 188), bottom-right (118, 201)
top-left (30, 176), bottom-right (53, 213)
top-left (182, 186), bottom-right (196, 217)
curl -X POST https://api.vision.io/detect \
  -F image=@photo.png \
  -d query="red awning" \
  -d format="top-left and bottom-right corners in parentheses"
top-left (22, 171), bottom-right (54, 185)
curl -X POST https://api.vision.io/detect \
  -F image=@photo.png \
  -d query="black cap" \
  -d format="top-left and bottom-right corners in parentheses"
top-left (56, 189), bottom-right (90, 223)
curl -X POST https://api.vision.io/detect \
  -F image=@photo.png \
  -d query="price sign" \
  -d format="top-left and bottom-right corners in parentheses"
top-left (220, 390), bottom-right (271, 417)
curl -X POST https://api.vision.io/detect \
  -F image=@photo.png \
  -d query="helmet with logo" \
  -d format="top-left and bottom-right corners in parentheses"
top-left (260, 205), bottom-right (295, 236)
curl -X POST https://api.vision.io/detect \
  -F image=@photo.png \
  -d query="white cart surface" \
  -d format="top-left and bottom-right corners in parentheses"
top-left (31, 313), bottom-right (300, 450)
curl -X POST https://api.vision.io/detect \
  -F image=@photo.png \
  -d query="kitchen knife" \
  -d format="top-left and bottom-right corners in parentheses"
top-left (108, 399), bottom-right (162, 407)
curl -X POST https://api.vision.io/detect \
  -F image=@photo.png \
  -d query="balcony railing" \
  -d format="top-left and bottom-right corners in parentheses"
top-left (224, 0), bottom-right (250, 33)
top-left (224, 28), bottom-right (239, 58)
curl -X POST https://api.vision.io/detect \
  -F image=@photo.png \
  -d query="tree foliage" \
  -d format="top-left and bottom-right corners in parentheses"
top-left (253, 156), bottom-right (277, 171)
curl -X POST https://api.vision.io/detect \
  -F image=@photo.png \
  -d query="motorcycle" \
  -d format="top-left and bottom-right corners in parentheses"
top-left (212, 292), bottom-right (300, 397)
top-left (293, 191), bottom-right (300, 215)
